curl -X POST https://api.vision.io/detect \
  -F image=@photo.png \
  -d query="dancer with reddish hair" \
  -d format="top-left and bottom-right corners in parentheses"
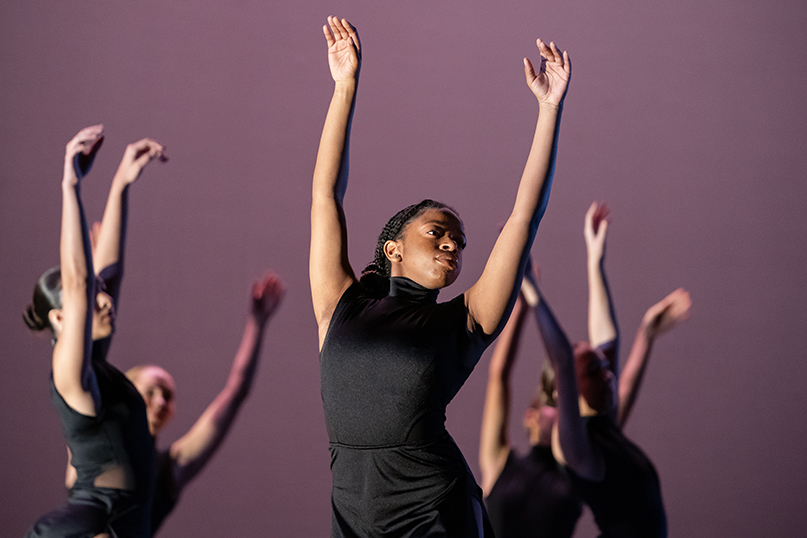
top-left (122, 271), bottom-right (284, 534)
top-left (526, 202), bottom-right (691, 538)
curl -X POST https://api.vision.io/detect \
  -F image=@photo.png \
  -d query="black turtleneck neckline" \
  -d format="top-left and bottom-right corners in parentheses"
top-left (388, 277), bottom-right (440, 304)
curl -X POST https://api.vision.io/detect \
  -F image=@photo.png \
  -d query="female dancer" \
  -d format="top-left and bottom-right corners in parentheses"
top-left (123, 271), bottom-right (284, 534)
top-left (23, 125), bottom-right (165, 537)
top-left (530, 202), bottom-right (691, 537)
top-left (479, 204), bottom-right (691, 537)
top-left (310, 16), bottom-right (570, 537)
top-left (479, 290), bottom-right (583, 538)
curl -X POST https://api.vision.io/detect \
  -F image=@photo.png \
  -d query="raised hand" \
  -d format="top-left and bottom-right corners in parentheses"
top-left (250, 272), bottom-right (286, 324)
top-left (584, 202), bottom-right (610, 262)
top-left (323, 16), bottom-right (361, 83)
top-left (63, 124), bottom-right (104, 186)
top-left (114, 138), bottom-right (167, 185)
top-left (643, 288), bottom-right (692, 338)
top-left (524, 38), bottom-right (571, 107)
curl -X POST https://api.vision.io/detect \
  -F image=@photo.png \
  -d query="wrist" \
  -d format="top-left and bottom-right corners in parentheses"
top-left (334, 79), bottom-right (358, 95)
top-left (587, 255), bottom-right (604, 269)
top-left (537, 99), bottom-right (562, 113)
top-left (112, 170), bottom-right (134, 188)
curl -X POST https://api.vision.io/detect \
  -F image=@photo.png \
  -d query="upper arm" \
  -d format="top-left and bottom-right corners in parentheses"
top-left (309, 194), bottom-right (355, 334)
top-left (52, 281), bottom-right (97, 417)
top-left (465, 216), bottom-right (533, 336)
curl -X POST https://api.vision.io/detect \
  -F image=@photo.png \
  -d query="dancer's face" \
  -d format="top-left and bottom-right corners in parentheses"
top-left (524, 404), bottom-right (557, 445)
top-left (573, 342), bottom-right (617, 415)
top-left (91, 290), bottom-right (115, 340)
top-left (132, 366), bottom-right (176, 435)
top-left (387, 208), bottom-right (465, 289)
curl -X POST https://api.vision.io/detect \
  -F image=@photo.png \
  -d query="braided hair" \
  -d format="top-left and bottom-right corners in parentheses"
top-left (23, 266), bottom-right (63, 333)
top-left (359, 199), bottom-right (459, 296)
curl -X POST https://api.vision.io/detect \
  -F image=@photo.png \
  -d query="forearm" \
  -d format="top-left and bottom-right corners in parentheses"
top-left (224, 315), bottom-right (266, 403)
top-left (586, 255), bottom-right (618, 351)
top-left (511, 104), bottom-right (562, 228)
top-left (533, 292), bottom-right (594, 473)
top-left (479, 300), bottom-right (527, 475)
top-left (466, 105), bottom-right (562, 335)
top-left (617, 324), bottom-right (654, 428)
top-left (312, 80), bottom-right (357, 202)
top-left (60, 182), bottom-right (94, 292)
top-left (93, 176), bottom-right (129, 277)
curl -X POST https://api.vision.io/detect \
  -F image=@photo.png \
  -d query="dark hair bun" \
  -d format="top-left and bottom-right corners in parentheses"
top-left (23, 304), bottom-right (49, 332)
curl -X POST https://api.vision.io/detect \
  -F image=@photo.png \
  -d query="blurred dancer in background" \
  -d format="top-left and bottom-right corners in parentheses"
top-left (24, 125), bottom-right (166, 537)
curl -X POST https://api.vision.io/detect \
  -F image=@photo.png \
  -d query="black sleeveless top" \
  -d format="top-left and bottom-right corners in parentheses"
top-left (485, 445), bottom-right (582, 538)
top-left (320, 277), bottom-right (495, 537)
top-left (49, 339), bottom-right (156, 537)
top-left (150, 449), bottom-right (180, 534)
top-left (567, 415), bottom-right (667, 538)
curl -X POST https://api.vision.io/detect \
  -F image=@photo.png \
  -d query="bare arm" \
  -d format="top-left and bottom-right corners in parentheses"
top-left (618, 288), bottom-right (691, 427)
top-left (310, 17), bottom-right (361, 346)
top-left (52, 126), bottom-right (104, 417)
top-left (479, 296), bottom-right (528, 496)
top-left (465, 39), bottom-right (570, 336)
top-left (585, 202), bottom-right (618, 372)
top-left (529, 273), bottom-right (602, 481)
top-left (92, 138), bottom-right (166, 302)
top-left (169, 273), bottom-right (284, 490)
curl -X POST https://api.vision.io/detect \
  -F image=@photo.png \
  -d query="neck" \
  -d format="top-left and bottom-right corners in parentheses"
top-left (388, 276), bottom-right (439, 303)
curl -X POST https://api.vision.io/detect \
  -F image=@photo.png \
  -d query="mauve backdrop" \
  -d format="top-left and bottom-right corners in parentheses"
top-left (2, 1), bottom-right (806, 536)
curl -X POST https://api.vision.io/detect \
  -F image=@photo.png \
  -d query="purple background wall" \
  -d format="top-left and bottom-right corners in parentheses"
top-left (2, 1), bottom-right (806, 536)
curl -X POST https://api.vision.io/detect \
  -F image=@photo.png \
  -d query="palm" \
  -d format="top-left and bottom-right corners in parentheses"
top-left (324, 17), bottom-right (360, 83)
top-left (328, 41), bottom-right (358, 81)
top-left (525, 39), bottom-right (570, 106)
top-left (645, 289), bottom-right (691, 337)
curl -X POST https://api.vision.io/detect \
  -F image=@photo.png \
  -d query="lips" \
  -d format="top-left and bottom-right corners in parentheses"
top-left (435, 253), bottom-right (458, 269)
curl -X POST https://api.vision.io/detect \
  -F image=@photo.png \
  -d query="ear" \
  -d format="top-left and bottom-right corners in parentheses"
top-left (383, 240), bottom-right (402, 263)
top-left (48, 309), bottom-right (64, 335)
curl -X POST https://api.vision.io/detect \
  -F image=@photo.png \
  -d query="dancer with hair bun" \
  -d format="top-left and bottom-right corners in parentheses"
top-left (24, 125), bottom-right (165, 537)
top-left (310, 16), bottom-right (571, 537)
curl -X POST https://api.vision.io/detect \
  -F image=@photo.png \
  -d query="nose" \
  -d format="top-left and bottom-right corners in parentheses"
top-left (440, 235), bottom-right (458, 252)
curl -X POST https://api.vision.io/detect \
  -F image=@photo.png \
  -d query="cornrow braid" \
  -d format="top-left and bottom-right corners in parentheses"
top-left (360, 199), bottom-right (458, 297)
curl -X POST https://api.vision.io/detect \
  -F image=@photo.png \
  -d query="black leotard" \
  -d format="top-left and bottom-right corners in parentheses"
top-left (485, 445), bottom-right (582, 538)
top-left (320, 277), bottom-right (496, 537)
top-left (150, 449), bottom-right (180, 535)
top-left (567, 415), bottom-right (667, 538)
top-left (25, 264), bottom-right (155, 538)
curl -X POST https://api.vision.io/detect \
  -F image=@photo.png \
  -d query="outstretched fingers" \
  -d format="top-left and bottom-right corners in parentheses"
top-left (323, 23), bottom-right (335, 47)
top-left (344, 19), bottom-right (360, 54)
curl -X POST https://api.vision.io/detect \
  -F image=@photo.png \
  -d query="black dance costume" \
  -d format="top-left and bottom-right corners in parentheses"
top-left (567, 415), bottom-right (667, 538)
top-left (320, 277), bottom-right (496, 537)
top-left (25, 265), bottom-right (156, 538)
top-left (149, 450), bottom-right (180, 535)
top-left (485, 445), bottom-right (582, 538)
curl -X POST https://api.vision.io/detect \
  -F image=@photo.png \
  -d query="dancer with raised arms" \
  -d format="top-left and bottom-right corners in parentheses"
top-left (24, 125), bottom-right (166, 537)
top-left (310, 16), bottom-right (570, 537)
